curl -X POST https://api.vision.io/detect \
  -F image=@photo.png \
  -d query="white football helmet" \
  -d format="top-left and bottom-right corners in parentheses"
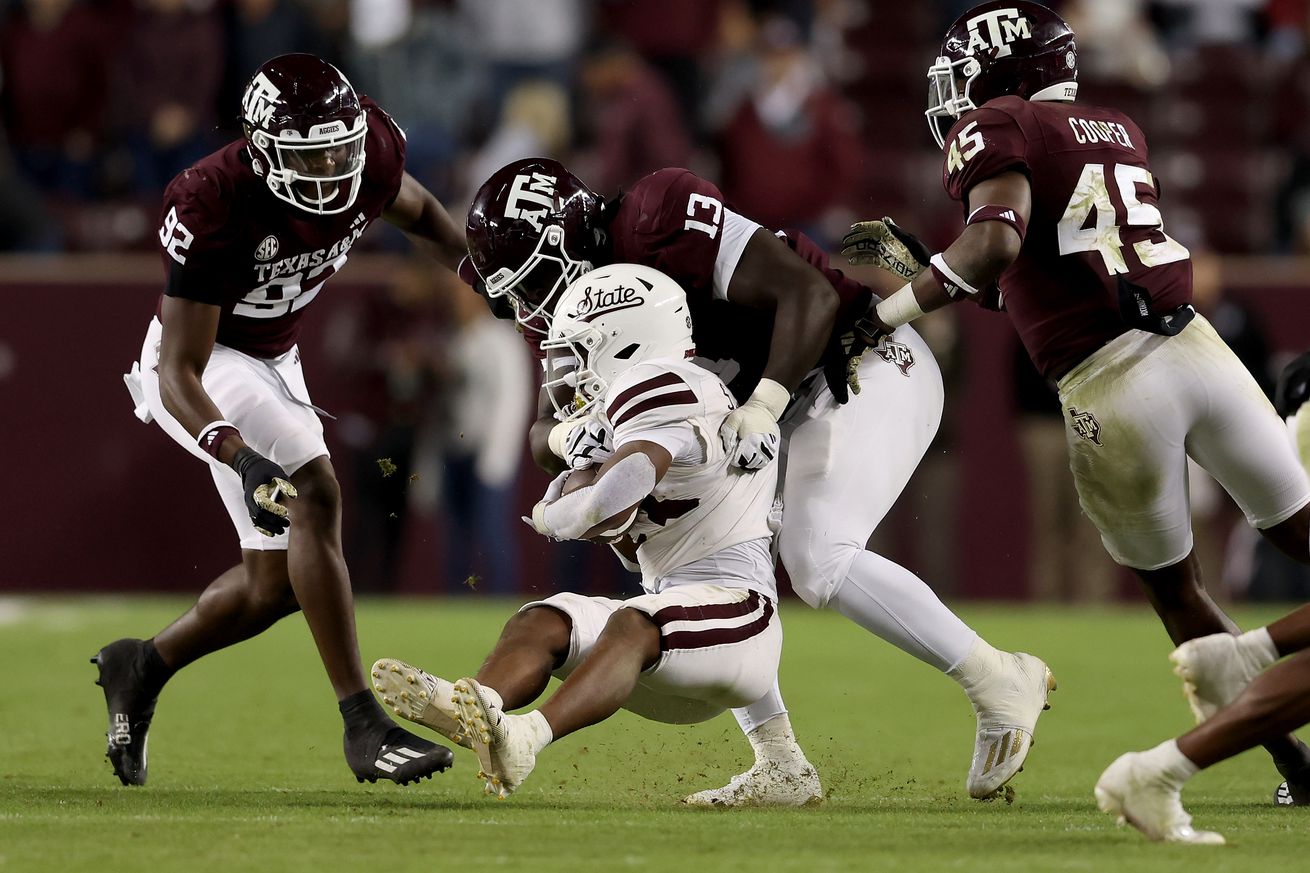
top-left (542, 264), bottom-right (695, 420)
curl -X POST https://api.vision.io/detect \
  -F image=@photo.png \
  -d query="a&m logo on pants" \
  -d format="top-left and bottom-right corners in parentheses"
top-left (1068, 407), bottom-right (1102, 446)
top-left (874, 338), bottom-right (916, 376)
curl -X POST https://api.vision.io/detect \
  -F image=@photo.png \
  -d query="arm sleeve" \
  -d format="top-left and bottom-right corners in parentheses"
top-left (941, 106), bottom-right (1031, 203)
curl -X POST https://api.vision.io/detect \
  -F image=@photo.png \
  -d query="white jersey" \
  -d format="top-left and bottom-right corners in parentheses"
top-left (601, 357), bottom-right (777, 592)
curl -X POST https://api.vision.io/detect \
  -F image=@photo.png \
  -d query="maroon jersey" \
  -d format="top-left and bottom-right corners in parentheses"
top-left (943, 96), bottom-right (1192, 379)
top-left (156, 96), bottom-right (407, 358)
top-left (607, 168), bottom-right (871, 400)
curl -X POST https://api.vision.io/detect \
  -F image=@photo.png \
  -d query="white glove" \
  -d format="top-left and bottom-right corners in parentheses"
top-left (720, 378), bottom-right (789, 471)
top-left (562, 414), bottom-right (613, 470)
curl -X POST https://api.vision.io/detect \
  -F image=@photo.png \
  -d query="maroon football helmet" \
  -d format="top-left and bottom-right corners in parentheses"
top-left (241, 54), bottom-right (367, 215)
top-left (926, 1), bottom-right (1078, 147)
top-left (465, 158), bottom-right (606, 333)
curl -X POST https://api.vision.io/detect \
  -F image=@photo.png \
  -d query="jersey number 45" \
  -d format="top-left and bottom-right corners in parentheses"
top-left (1057, 163), bottom-right (1189, 275)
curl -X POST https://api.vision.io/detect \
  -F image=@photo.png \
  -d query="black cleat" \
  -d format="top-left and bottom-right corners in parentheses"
top-left (1274, 778), bottom-right (1310, 806)
top-left (345, 722), bottom-right (454, 785)
top-left (91, 639), bottom-right (158, 786)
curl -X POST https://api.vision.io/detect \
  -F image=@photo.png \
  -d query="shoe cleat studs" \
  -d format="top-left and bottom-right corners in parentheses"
top-left (390, 663), bottom-right (401, 673)
top-left (406, 673), bottom-right (416, 684)
top-left (418, 690), bottom-right (429, 700)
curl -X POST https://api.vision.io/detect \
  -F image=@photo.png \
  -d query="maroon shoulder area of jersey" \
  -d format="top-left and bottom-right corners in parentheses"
top-left (944, 96), bottom-right (1192, 379)
top-left (609, 168), bottom-right (721, 302)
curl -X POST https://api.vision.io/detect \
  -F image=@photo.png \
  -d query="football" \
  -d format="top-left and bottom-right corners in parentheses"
top-left (562, 465), bottom-right (599, 495)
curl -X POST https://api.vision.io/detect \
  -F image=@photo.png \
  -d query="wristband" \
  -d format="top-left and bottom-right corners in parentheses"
top-left (929, 254), bottom-right (981, 299)
top-left (966, 204), bottom-right (1028, 241)
top-left (873, 283), bottom-right (925, 329)
top-left (747, 378), bottom-right (791, 421)
top-left (548, 418), bottom-right (579, 459)
top-left (198, 420), bottom-right (241, 460)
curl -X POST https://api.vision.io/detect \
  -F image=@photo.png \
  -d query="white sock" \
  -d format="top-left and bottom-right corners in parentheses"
top-left (829, 550), bottom-right (978, 672)
top-left (947, 637), bottom-right (1006, 692)
top-left (526, 710), bottom-right (553, 755)
top-left (1240, 627), bottom-right (1280, 668)
top-left (745, 714), bottom-right (808, 768)
top-left (1143, 739), bottom-right (1200, 786)
top-left (732, 681), bottom-right (787, 735)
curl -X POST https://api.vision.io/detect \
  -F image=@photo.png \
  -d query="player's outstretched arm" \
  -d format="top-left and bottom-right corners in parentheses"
top-left (728, 229), bottom-right (840, 394)
top-left (863, 171), bottom-right (1032, 337)
top-left (157, 296), bottom-right (297, 536)
top-left (383, 172), bottom-right (467, 271)
top-left (526, 441), bottom-right (673, 542)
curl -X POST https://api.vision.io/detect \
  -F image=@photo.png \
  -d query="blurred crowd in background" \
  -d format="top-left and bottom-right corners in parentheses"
top-left (5, 0), bottom-right (1310, 600)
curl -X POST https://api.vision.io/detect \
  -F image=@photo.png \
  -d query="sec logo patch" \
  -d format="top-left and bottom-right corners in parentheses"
top-left (255, 235), bottom-right (279, 261)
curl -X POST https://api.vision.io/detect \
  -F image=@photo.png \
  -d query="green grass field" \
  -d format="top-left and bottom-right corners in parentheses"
top-left (1, 597), bottom-right (1306, 872)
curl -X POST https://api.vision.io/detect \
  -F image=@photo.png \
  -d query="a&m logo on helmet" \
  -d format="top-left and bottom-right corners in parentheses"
top-left (964, 7), bottom-right (1032, 56)
top-left (242, 72), bottom-right (282, 127)
top-left (505, 172), bottom-right (558, 232)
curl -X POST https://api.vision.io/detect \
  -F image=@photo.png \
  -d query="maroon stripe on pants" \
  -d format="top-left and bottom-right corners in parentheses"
top-left (651, 590), bottom-right (761, 627)
top-left (661, 595), bottom-right (776, 652)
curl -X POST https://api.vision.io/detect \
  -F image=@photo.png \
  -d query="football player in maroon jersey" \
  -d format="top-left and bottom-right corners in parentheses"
top-left (92, 54), bottom-right (467, 786)
top-left (842, 0), bottom-right (1310, 813)
top-left (462, 158), bottom-right (1056, 806)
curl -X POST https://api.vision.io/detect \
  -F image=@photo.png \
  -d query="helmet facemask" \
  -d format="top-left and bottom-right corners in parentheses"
top-left (481, 224), bottom-right (593, 336)
top-left (925, 55), bottom-right (983, 149)
top-left (540, 326), bottom-right (609, 422)
top-left (247, 113), bottom-right (368, 216)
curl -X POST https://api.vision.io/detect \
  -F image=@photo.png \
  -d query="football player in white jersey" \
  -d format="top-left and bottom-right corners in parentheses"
top-left (370, 265), bottom-right (788, 798)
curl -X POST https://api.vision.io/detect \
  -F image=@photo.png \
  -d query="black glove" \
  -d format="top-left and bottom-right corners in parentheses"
top-left (232, 447), bottom-right (297, 537)
top-left (1276, 351), bottom-right (1310, 418)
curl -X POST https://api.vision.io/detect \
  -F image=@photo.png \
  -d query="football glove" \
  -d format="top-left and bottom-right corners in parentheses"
top-left (562, 415), bottom-right (614, 470)
top-left (720, 379), bottom-right (789, 471)
top-left (232, 447), bottom-right (297, 537)
top-left (841, 217), bottom-right (932, 281)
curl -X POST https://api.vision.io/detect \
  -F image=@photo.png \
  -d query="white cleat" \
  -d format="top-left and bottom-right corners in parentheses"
top-left (682, 759), bottom-right (823, 808)
top-left (371, 658), bottom-right (472, 750)
top-left (964, 652), bottom-right (1056, 800)
top-left (451, 677), bottom-right (538, 799)
top-left (1170, 635), bottom-right (1263, 724)
top-left (1095, 752), bottom-right (1225, 845)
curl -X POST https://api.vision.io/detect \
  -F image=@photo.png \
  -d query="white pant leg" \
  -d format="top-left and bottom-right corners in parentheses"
top-left (1058, 316), bottom-right (1310, 571)
top-left (524, 586), bottom-right (781, 725)
top-left (137, 317), bottom-right (329, 550)
top-left (776, 326), bottom-right (977, 671)
top-left (1182, 318), bottom-right (1310, 532)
